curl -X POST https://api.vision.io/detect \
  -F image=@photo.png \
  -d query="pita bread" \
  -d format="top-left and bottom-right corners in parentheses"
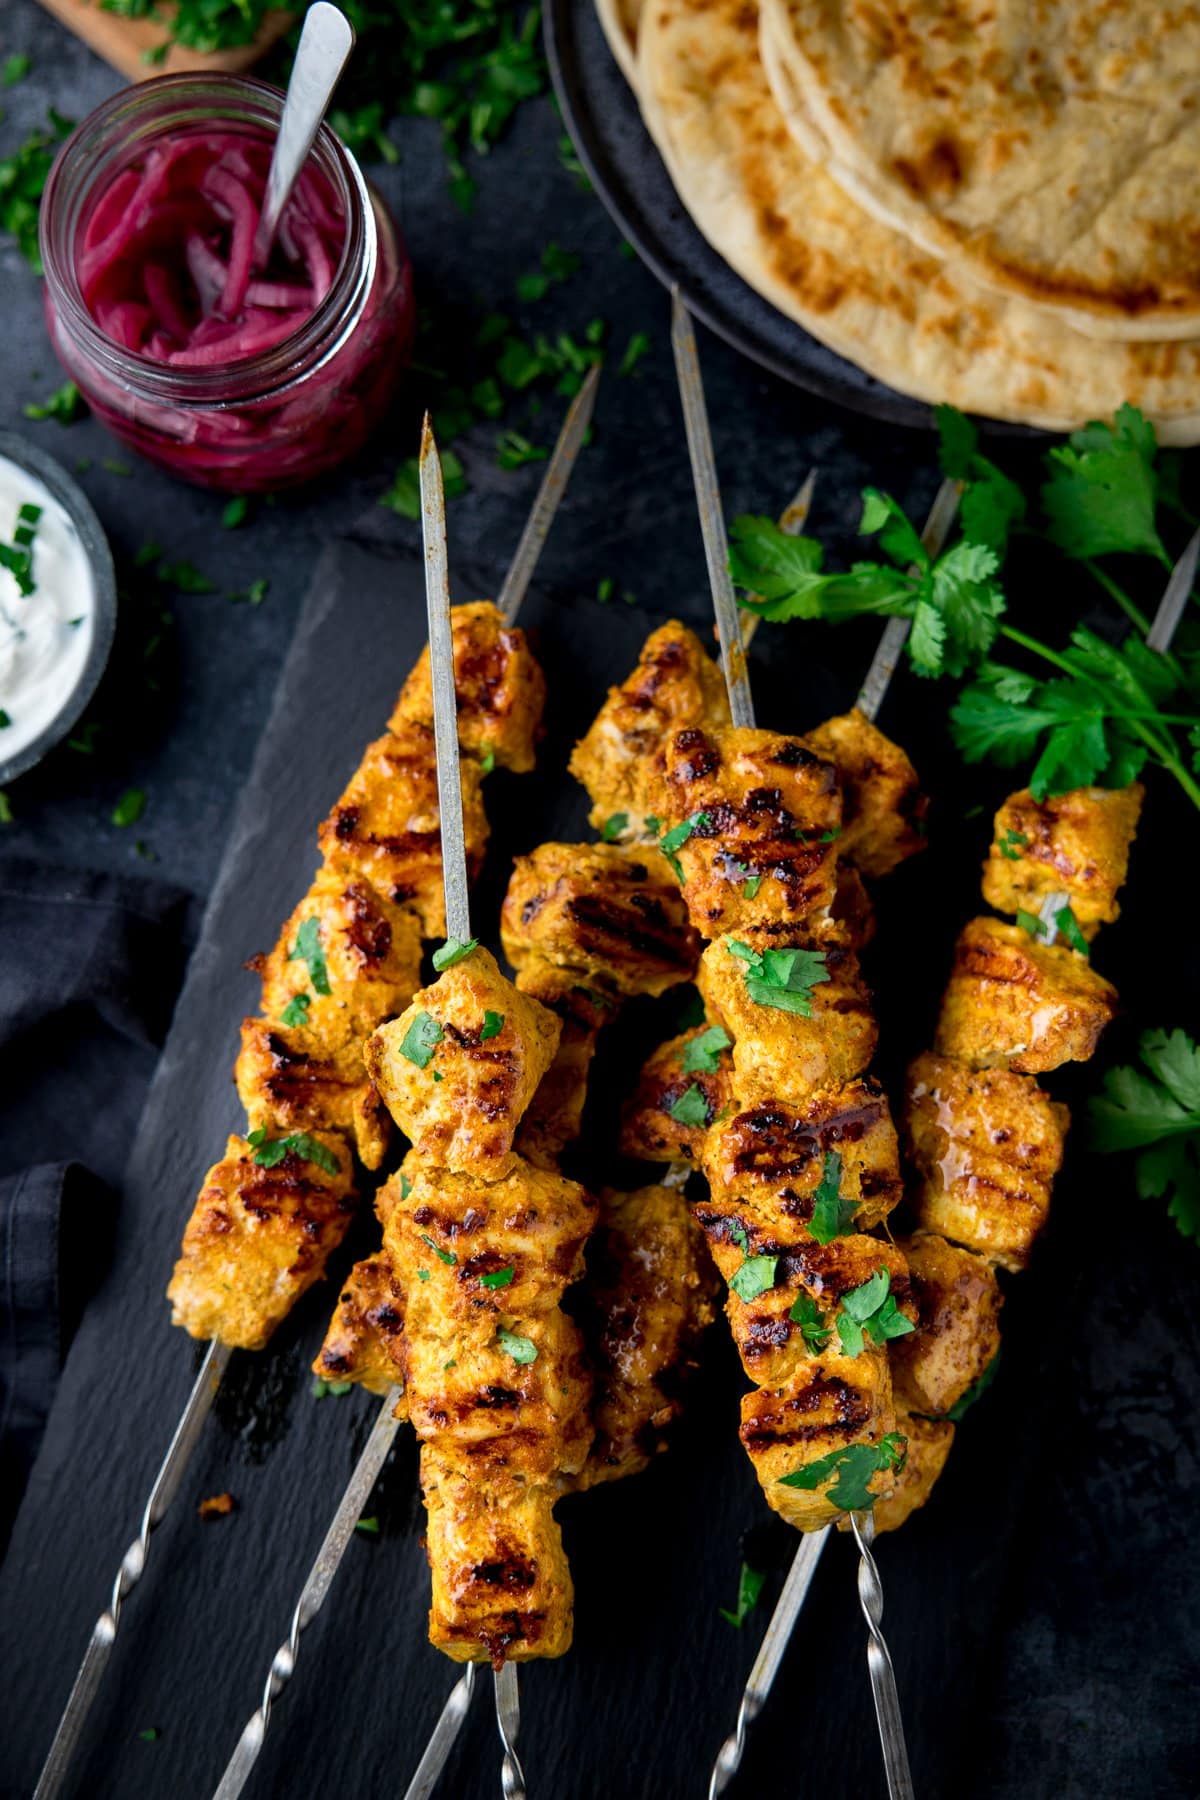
top-left (635, 0), bottom-right (1200, 440)
top-left (762, 0), bottom-right (1200, 342)
top-left (594, 0), bottom-right (643, 86)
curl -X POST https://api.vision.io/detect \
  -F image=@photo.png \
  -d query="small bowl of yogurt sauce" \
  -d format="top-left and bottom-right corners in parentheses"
top-left (0, 432), bottom-right (116, 785)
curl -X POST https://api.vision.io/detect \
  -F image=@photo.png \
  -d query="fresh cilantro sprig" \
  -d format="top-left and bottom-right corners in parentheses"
top-left (247, 1128), bottom-right (341, 1175)
top-left (680, 1025), bottom-right (731, 1073)
top-left (726, 940), bottom-right (829, 1017)
top-left (719, 1561), bottom-right (767, 1629)
top-left (289, 917), bottom-right (331, 996)
top-left (789, 1290), bottom-right (832, 1353)
top-left (668, 1084), bottom-right (710, 1129)
top-left (835, 1269), bottom-right (915, 1358)
top-left (777, 1434), bottom-right (908, 1512)
top-left (1089, 1028), bottom-right (1200, 1242)
top-left (807, 1150), bottom-right (856, 1244)
top-left (0, 111), bottom-right (73, 271)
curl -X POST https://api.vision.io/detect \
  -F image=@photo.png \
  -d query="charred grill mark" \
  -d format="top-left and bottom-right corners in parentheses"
top-left (740, 1373), bottom-right (873, 1450)
top-left (739, 1315), bottom-right (792, 1360)
top-left (672, 726), bottom-right (721, 781)
top-left (566, 894), bottom-right (696, 973)
top-left (470, 1559), bottom-right (537, 1592)
top-left (342, 882), bottom-right (393, 963)
top-left (722, 1094), bottom-right (885, 1178)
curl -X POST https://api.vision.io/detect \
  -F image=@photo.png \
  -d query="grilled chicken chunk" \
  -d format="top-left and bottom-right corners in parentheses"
top-left (391, 600), bottom-right (546, 774)
top-left (619, 1026), bottom-right (734, 1165)
top-left (423, 1453), bottom-right (574, 1665)
top-left (905, 1051), bottom-right (1069, 1269)
top-left (312, 1254), bottom-right (408, 1399)
top-left (569, 620), bottom-right (731, 833)
top-left (741, 1351), bottom-right (897, 1532)
top-left (318, 722), bottom-right (488, 940)
top-left (366, 948), bottom-right (560, 1180)
top-left (513, 960), bottom-right (614, 1168)
top-left (235, 1019), bottom-right (390, 1169)
top-left (981, 784), bottom-right (1144, 938)
top-left (889, 1233), bottom-right (1003, 1415)
top-left (574, 1184), bottom-right (718, 1489)
top-left (700, 1079), bottom-right (903, 1239)
top-left (935, 917), bottom-right (1118, 1075)
top-left (168, 1131), bottom-right (355, 1350)
top-left (698, 934), bottom-right (878, 1104)
top-left (831, 863), bottom-right (876, 953)
top-left (650, 726), bottom-right (842, 939)
top-left (722, 1236), bottom-right (913, 1390)
top-left (501, 841), bottom-right (701, 997)
top-left (872, 1409), bottom-right (954, 1535)
top-left (254, 868), bottom-right (423, 1053)
top-left (806, 709), bottom-right (927, 878)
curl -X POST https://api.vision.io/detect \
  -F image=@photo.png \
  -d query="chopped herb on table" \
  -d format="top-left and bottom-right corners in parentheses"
top-left (719, 1560), bottom-right (767, 1629)
top-left (0, 111), bottom-right (73, 271)
top-left (1089, 1028), bottom-right (1200, 1242)
top-left (111, 788), bottom-right (146, 829)
top-left (23, 380), bottom-right (85, 424)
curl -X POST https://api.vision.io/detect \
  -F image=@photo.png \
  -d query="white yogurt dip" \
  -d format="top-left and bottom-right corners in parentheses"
top-left (0, 453), bottom-right (97, 764)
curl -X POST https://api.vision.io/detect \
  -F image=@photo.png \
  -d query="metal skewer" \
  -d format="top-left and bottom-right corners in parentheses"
top-left (213, 422), bottom-right (471, 1799)
top-left (34, 378), bottom-right (600, 1800)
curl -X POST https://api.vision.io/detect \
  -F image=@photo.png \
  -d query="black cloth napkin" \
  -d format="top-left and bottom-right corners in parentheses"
top-left (0, 857), bottom-right (195, 1547)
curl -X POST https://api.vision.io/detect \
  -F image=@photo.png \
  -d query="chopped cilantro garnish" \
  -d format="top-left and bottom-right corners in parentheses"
top-left (497, 1327), bottom-right (538, 1365)
top-left (777, 1434), bottom-right (908, 1512)
top-left (0, 710), bottom-right (9, 728)
top-left (399, 1173), bottom-right (413, 1200)
top-left (355, 1516), bottom-right (380, 1535)
top-left (496, 428), bottom-right (548, 470)
top-left (420, 1232), bottom-right (457, 1266)
top-left (836, 1269), bottom-right (915, 1358)
top-left (1089, 1027), bottom-right (1200, 1241)
top-left (289, 917), bottom-right (331, 996)
top-left (807, 1150), bottom-right (856, 1245)
top-left (221, 496), bottom-right (249, 529)
top-left (789, 1290), bottom-right (833, 1354)
top-left (1055, 906), bottom-right (1090, 956)
top-left (479, 1266), bottom-right (515, 1289)
top-left (1041, 404), bottom-right (1166, 564)
top-left (618, 331), bottom-right (651, 377)
top-left (312, 1376), bottom-right (352, 1398)
top-left (726, 939), bottom-right (830, 1016)
top-left (601, 812), bottom-right (629, 842)
top-left (247, 1128), bottom-right (340, 1176)
top-left (111, 788), bottom-right (146, 829)
top-left (280, 992), bottom-right (312, 1028)
top-left (399, 1010), bottom-right (443, 1069)
top-left (1015, 908), bottom-right (1048, 939)
top-left (719, 1560), bottom-right (766, 1629)
top-left (480, 1010), bottom-right (505, 1040)
top-left (668, 1083), bottom-right (709, 1128)
top-left (0, 111), bottom-right (73, 271)
top-left (681, 1025), bottom-right (731, 1074)
top-left (998, 828), bottom-right (1028, 861)
top-left (479, 743), bottom-right (496, 774)
top-left (23, 380), bottom-right (84, 424)
top-left (729, 1254), bottom-right (778, 1303)
top-left (381, 448), bottom-right (466, 519)
top-left (3, 54), bottom-right (32, 87)
top-left (432, 935), bottom-right (478, 971)
top-left (137, 1727), bottom-right (159, 1743)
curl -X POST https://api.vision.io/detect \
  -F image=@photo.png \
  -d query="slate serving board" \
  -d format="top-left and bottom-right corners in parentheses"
top-left (1, 530), bottom-right (1197, 1800)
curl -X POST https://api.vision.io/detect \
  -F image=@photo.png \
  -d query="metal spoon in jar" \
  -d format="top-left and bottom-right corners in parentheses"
top-left (254, 2), bottom-right (356, 268)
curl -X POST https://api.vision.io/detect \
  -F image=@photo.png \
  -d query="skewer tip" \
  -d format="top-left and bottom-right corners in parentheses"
top-left (419, 411), bottom-right (437, 463)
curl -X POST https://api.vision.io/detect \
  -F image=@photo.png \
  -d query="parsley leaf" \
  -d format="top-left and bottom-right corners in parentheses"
top-left (1089, 1028), bottom-right (1200, 1241)
top-left (836, 1269), bottom-right (915, 1358)
top-left (726, 939), bottom-right (830, 1017)
top-left (0, 112), bottom-right (73, 271)
top-left (998, 828), bottom-right (1028, 860)
top-left (247, 1128), bottom-right (340, 1175)
top-left (681, 1025), bottom-right (731, 1074)
top-left (399, 1010), bottom-right (443, 1069)
top-left (601, 812), bottom-right (629, 842)
top-left (777, 1434), bottom-right (908, 1512)
top-left (23, 380), bottom-right (85, 424)
top-left (420, 1232), bottom-right (457, 1266)
top-left (289, 917), bottom-right (331, 996)
top-left (497, 1327), bottom-right (538, 1365)
top-left (280, 992), bottom-right (312, 1028)
top-left (432, 935), bottom-right (478, 971)
top-left (659, 810), bottom-right (711, 881)
top-left (1041, 405), bottom-right (1168, 564)
top-left (719, 1561), bottom-right (767, 1629)
top-left (1055, 906), bottom-right (1090, 956)
top-left (479, 1266), bottom-right (515, 1289)
top-left (480, 1010), bottom-right (504, 1040)
top-left (789, 1290), bottom-right (833, 1354)
top-left (729, 1254), bottom-right (778, 1302)
top-left (808, 1150), bottom-right (856, 1245)
top-left (935, 405), bottom-right (1026, 554)
top-left (668, 1084), bottom-right (710, 1128)
top-left (111, 788), bottom-right (146, 828)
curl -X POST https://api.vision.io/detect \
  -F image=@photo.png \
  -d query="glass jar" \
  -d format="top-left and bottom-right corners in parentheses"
top-left (39, 75), bottom-right (416, 492)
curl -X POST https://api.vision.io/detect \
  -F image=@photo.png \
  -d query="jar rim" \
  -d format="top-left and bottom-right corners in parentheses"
top-left (39, 72), bottom-right (377, 408)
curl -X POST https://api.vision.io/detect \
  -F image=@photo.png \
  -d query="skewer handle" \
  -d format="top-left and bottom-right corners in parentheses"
top-left (849, 1510), bottom-right (915, 1800)
top-left (496, 364), bottom-right (602, 626)
top-left (494, 1663), bottom-right (526, 1800)
top-left (856, 476), bottom-right (962, 723)
top-left (212, 1391), bottom-right (402, 1800)
top-left (35, 1337), bottom-right (234, 1800)
top-left (708, 1528), bottom-right (830, 1799)
top-left (402, 1664), bottom-right (478, 1800)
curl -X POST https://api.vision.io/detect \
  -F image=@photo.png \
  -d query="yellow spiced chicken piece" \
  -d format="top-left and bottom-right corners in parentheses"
top-left (391, 600), bottom-right (546, 774)
top-left (934, 917), bottom-right (1118, 1075)
top-left (569, 619), bottom-right (731, 833)
top-left (981, 784), bottom-right (1144, 938)
top-left (889, 1233), bottom-right (1003, 1416)
top-left (905, 1051), bottom-right (1069, 1270)
top-left (699, 1078), bottom-right (903, 1237)
top-left (650, 725), bottom-right (842, 939)
top-left (254, 867), bottom-right (423, 1052)
top-left (619, 1025), bottom-right (734, 1165)
top-left (741, 1352), bottom-right (898, 1532)
top-left (318, 722), bottom-right (487, 940)
top-left (513, 959), bottom-right (614, 1168)
top-left (235, 1019), bottom-right (390, 1169)
top-left (806, 708), bottom-right (928, 878)
top-left (168, 1131), bottom-right (355, 1350)
top-left (698, 934), bottom-right (877, 1104)
top-left (312, 1254), bottom-right (408, 1399)
top-left (366, 947), bottom-right (560, 1179)
top-left (501, 841), bottom-right (701, 997)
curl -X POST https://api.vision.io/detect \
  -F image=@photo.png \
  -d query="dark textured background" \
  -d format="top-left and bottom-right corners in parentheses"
top-left (0, 3), bottom-right (1197, 1797)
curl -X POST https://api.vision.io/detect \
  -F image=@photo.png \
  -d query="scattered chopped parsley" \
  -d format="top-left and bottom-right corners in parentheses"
top-left (789, 1290), bottom-right (833, 1354)
top-left (479, 1266), bottom-right (515, 1289)
top-left (659, 811), bottom-right (711, 880)
top-left (729, 1254), bottom-right (778, 1303)
top-left (479, 743), bottom-right (496, 775)
top-left (998, 828), bottom-right (1028, 860)
top-left (111, 788), bottom-right (146, 828)
top-left (480, 1010), bottom-right (504, 1040)
top-left (381, 448), bottom-right (467, 519)
top-left (601, 811), bottom-right (629, 842)
top-left (355, 1516), bottom-right (380, 1535)
top-left (432, 935), bottom-right (478, 971)
top-left (0, 111), bottom-right (73, 271)
top-left (1089, 1027), bottom-right (1200, 1242)
top-left (807, 1150), bottom-right (855, 1245)
top-left (137, 1727), bottom-right (159, 1744)
top-left (1055, 906), bottom-right (1090, 956)
top-left (23, 380), bottom-right (84, 423)
top-left (289, 916), bottom-right (331, 996)
top-left (1015, 907), bottom-right (1047, 940)
top-left (312, 1376), bottom-right (353, 1398)
top-left (399, 1173), bottom-right (413, 1200)
top-left (420, 1232), bottom-right (457, 1266)
top-left (247, 1127), bottom-right (340, 1175)
top-left (836, 1269), bottom-right (915, 1358)
top-left (719, 1560), bottom-right (766, 1629)
top-left (777, 1434), bottom-right (908, 1512)
top-left (681, 1025), bottom-right (731, 1074)
top-left (668, 1083), bottom-right (709, 1128)
top-left (280, 992), bottom-right (312, 1028)
top-left (0, 792), bottom-right (12, 824)
top-left (497, 1327), bottom-right (538, 1365)
top-left (155, 558), bottom-right (215, 594)
top-left (618, 331), bottom-right (651, 377)
top-left (726, 939), bottom-right (830, 1017)
top-left (221, 496), bottom-right (249, 529)
top-left (496, 428), bottom-right (548, 470)
top-left (229, 577), bottom-right (270, 606)
top-left (3, 54), bottom-right (32, 87)
top-left (516, 241), bottom-right (579, 302)
top-left (0, 710), bottom-right (9, 728)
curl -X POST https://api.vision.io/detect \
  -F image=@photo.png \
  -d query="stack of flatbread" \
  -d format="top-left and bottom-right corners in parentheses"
top-left (596, 0), bottom-right (1200, 440)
